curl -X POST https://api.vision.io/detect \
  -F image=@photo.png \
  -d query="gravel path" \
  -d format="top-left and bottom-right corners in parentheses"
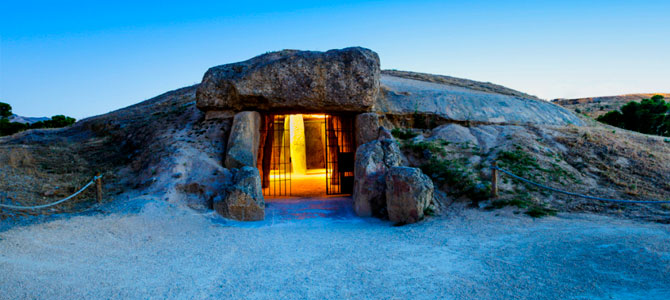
top-left (1, 196), bottom-right (669, 299)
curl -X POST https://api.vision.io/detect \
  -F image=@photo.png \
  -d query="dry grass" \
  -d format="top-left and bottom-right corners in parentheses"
top-left (0, 85), bottom-right (199, 220)
top-left (555, 125), bottom-right (670, 202)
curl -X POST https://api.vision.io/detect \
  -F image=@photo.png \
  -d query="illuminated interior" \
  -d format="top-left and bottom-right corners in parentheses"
top-left (265, 114), bottom-right (328, 198)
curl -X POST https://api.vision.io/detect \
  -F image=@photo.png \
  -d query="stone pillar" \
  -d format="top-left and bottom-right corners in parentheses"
top-left (224, 111), bottom-right (261, 169)
top-left (355, 112), bottom-right (380, 148)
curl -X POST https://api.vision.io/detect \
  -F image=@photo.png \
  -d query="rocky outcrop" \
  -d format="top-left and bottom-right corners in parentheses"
top-left (214, 166), bottom-right (265, 221)
top-left (196, 47), bottom-right (380, 113)
top-left (385, 167), bottom-right (434, 224)
top-left (355, 112), bottom-right (380, 147)
top-left (224, 111), bottom-right (260, 169)
top-left (375, 74), bottom-right (584, 126)
top-left (428, 124), bottom-right (478, 145)
top-left (352, 129), bottom-right (405, 217)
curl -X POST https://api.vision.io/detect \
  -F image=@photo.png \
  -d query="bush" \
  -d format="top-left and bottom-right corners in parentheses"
top-left (420, 157), bottom-right (489, 200)
top-left (0, 118), bottom-right (28, 136)
top-left (391, 128), bottom-right (418, 140)
top-left (597, 95), bottom-right (670, 137)
top-left (30, 115), bottom-right (76, 129)
top-left (0, 101), bottom-right (76, 137)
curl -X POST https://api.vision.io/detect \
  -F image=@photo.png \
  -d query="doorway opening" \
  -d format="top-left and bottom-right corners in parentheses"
top-left (258, 113), bottom-right (355, 198)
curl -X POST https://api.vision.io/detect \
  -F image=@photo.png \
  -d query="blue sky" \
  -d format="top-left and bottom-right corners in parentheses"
top-left (1, 0), bottom-right (669, 119)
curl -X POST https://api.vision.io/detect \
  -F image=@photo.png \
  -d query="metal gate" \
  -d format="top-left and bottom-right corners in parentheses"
top-left (325, 114), bottom-right (355, 195)
top-left (258, 114), bottom-right (291, 197)
top-left (258, 113), bottom-right (355, 197)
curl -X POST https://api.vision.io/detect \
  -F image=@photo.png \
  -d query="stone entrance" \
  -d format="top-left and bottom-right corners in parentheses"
top-left (258, 113), bottom-right (355, 198)
top-left (196, 47), bottom-right (435, 223)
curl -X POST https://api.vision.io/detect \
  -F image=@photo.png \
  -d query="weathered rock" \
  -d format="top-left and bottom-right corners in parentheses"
top-left (224, 111), bottom-right (260, 169)
top-left (385, 166), bottom-right (434, 224)
top-left (352, 137), bottom-right (405, 217)
top-left (197, 47), bottom-right (380, 112)
top-left (214, 166), bottom-right (265, 221)
top-left (377, 126), bottom-right (394, 141)
top-left (429, 124), bottom-right (478, 146)
top-left (355, 112), bottom-right (380, 147)
top-left (375, 74), bottom-right (584, 126)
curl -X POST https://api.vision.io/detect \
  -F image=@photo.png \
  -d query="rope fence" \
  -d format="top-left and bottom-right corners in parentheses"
top-left (0, 174), bottom-right (103, 210)
top-left (490, 163), bottom-right (670, 204)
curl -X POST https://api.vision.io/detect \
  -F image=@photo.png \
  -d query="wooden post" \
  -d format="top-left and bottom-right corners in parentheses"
top-left (491, 161), bottom-right (499, 198)
top-left (95, 172), bottom-right (103, 204)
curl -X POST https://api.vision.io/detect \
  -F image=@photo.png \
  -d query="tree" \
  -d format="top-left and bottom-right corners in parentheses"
top-left (0, 102), bottom-right (12, 118)
top-left (0, 102), bottom-right (77, 136)
top-left (597, 95), bottom-right (670, 137)
top-left (0, 118), bottom-right (27, 136)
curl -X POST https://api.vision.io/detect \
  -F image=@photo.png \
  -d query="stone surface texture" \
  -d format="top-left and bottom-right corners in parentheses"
top-left (355, 112), bottom-right (381, 147)
top-left (196, 47), bottom-right (380, 112)
top-left (385, 166), bottom-right (434, 224)
top-left (224, 111), bottom-right (260, 169)
top-left (375, 74), bottom-right (584, 126)
top-left (352, 134), bottom-right (405, 217)
top-left (214, 166), bottom-right (265, 221)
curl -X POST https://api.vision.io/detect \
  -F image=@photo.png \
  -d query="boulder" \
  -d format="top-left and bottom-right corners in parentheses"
top-left (385, 167), bottom-right (434, 224)
top-left (196, 47), bottom-right (380, 112)
top-left (224, 111), bottom-right (261, 169)
top-left (429, 124), bottom-right (478, 146)
top-left (214, 166), bottom-right (265, 221)
top-left (352, 136), bottom-right (405, 217)
top-left (355, 112), bottom-right (380, 147)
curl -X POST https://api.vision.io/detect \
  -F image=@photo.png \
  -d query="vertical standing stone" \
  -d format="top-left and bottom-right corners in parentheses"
top-left (224, 111), bottom-right (261, 169)
top-left (355, 112), bottom-right (380, 147)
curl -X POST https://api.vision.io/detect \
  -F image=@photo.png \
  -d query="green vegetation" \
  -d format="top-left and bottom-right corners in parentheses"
top-left (486, 192), bottom-right (557, 218)
top-left (0, 102), bottom-right (76, 137)
top-left (398, 137), bottom-right (488, 200)
top-left (401, 140), bottom-right (448, 156)
top-left (391, 128), bottom-right (418, 140)
top-left (0, 102), bottom-right (11, 118)
top-left (420, 157), bottom-right (490, 201)
top-left (597, 95), bottom-right (670, 137)
top-left (497, 146), bottom-right (577, 185)
top-left (524, 206), bottom-right (558, 218)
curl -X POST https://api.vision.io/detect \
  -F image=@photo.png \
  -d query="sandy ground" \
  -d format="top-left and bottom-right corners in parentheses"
top-left (1, 196), bottom-right (669, 300)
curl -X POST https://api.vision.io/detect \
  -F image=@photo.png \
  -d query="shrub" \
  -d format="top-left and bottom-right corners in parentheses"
top-left (391, 128), bottom-right (418, 140)
top-left (0, 118), bottom-right (28, 136)
top-left (0, 101), bottom-right (77, 137)
top-left (30, 115), bottom-right (76, 129)
top-left (597, 95), bottom-right (670, 137)
top-left (420, 157), bottom-right (489, 200)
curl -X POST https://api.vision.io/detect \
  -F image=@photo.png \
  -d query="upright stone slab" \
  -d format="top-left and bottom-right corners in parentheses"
top-left (355, 112), bottom-right (380, 147)
top-left (352, 135), bottom-right (404, 217)
top-left (385, 166), bottom-right (434, 224)
top-left (224, 111), bottom-right (260, 169)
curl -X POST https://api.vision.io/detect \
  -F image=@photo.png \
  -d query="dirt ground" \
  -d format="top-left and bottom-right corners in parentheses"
top-left (1, 196), bottom-right (668, 299)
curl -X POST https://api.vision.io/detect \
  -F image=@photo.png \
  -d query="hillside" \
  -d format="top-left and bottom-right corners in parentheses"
top-left (1, 53), bottom-right (669, 223)
top-left (552, 93), bottom-right (670, 118)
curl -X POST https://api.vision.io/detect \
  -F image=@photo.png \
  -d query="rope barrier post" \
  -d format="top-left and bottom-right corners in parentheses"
top-left (491, 161), bottom-right (499, 198)
top-left (95, 172), bottom-right (103, 204)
